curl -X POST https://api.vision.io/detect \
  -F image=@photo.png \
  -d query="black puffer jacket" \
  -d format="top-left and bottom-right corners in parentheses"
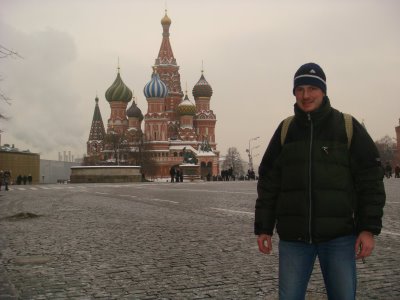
top-left (254, 97), bottom-right (385, 243)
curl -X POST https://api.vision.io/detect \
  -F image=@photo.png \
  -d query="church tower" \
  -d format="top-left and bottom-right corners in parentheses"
top-left (154, 10), bottom-right (183, 139)
top-left (126, 96), bottom-right (144, 133)
top-left (87, 96), bottom-right (106, 156)
top-left (143, 69), bottom-right (169, 142)
top-left (177, 92), bottom-right (197, 141)
top-left (105, 68), bottom-right (133, 134)
top-left (192, 70), bottom-right (217, 149)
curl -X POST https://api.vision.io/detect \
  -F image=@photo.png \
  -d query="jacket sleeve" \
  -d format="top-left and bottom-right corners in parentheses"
top-left (254, 123), bottom-right (283, 235)
top-left (350, 117), bottom-right (386, 235)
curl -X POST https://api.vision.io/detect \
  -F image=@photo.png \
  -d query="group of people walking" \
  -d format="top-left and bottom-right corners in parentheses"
top-left (16, 174), bottom-right (33, 185)
top-left (0, 170), bottom-right (34, 190)
top-left (385, 162), bottom-right (400, 178)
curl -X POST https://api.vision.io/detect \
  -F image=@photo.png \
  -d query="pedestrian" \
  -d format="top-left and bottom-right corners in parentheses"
top-left (385, 162), bottom-right (392, 178)
top-left (395, 165), bottom-right (400, 178)
top-left (0, 170), bottom-right (3, 191)
top-left (17, 174), bottom-right (22, 185)
top-left (170, 166), bottom-right (175, 183)
top-left (28, 174), bottom-right (33, 184)
top-left (255, 62), bottom-right (385, 300)
top-left (22, 175), bottom-right (27, 185)
top-left (207, 172), bottom-right (211, 181)
top-left (175, 168), bottom-right (180, 183)
top-left (3, 170), bottom-right (11, 191)
top-left (179, 169), bottom-right (184, 182)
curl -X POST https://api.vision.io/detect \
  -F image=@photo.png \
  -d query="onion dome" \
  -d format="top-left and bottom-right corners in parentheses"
top-left (192, 72), bottom-right (213, 98)
top-left (143, 70), bottom-right (168, 98)
top-left (177, 93), bottom-right (196, 116)
top-left (161, 10), bottom-right (171, 26)
top-left (126, 98), bottom-right (144, 121)
top-left (105, 71), bottom-right (133, 102)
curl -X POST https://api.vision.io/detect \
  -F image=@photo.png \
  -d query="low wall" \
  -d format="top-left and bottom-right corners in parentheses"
top-left (70, 166), bottom-right (142, 183)
top-left (180, 164), bottom-right (201, 182)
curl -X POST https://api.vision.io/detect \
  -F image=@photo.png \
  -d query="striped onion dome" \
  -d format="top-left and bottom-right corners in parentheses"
top-left (105, 72), bottom-right (133, 103)
top-left (126, 99), bottom-right (144, 121)
top-left (192, 73), bottom-right (213, 98)
top-left (143, 71), bottom-right (168, 98)
top-left (177, 93), bottom-right (196, 116)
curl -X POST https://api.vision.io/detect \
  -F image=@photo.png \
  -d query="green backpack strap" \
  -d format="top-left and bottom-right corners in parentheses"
top-left (343, 113), bottom-right (353, 149)
top-left (281, 115), bottom-right (294, 146)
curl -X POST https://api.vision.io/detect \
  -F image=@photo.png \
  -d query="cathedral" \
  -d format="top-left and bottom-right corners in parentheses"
top-left (86, 11), bottom-right (219, 179)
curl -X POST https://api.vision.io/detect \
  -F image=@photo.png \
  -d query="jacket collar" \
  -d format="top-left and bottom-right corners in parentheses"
top-left (294, 96), bottom-right (332, 124)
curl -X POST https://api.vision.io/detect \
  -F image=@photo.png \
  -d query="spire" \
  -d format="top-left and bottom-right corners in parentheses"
top-left (89, 96), bottom-right (106, 140)
top-left (93, 96), bottom-right (102, 121)
top-left (156, 10), bottom-right (176, 66)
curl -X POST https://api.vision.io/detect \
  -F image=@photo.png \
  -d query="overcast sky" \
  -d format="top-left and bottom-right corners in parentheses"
top-left (1, 0), bottom-right (399, 166)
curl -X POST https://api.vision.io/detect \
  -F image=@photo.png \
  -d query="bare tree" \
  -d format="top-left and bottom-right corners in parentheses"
top-left (104, 130), bottom-right (130, 165)
top-left (82, 152), bottom-right (103, 166)
top-left (0, 44), bottom-right (22, 59)
top-left (135, 137), bottom-right (158, 180)
top-left (375, 135), bottom-right (396, 164)
top-left (0, 44), bottom-right (23, 119)
top-left (222, 147), bottom-right (245, 177)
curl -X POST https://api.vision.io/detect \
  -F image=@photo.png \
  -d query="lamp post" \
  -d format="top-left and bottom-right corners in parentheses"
top-left (246, 136), bottom-right (260, 171)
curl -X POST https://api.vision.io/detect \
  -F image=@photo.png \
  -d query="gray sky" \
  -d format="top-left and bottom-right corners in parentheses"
top-left (1, 0), bottom-right (399, 167)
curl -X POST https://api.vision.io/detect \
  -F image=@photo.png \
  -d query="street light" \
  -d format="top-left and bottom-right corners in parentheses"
top-left (246, 136), bottom-right (260, 171)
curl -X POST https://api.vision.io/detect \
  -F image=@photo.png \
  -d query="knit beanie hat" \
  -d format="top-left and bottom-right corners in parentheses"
top-left (293, 63), bottom-right (327, 95)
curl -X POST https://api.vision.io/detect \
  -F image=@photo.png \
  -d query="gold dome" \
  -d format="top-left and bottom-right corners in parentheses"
top-left (177, 94), bottom-right (196, 116)
top-left (161, 10), bottom-right (171, 25)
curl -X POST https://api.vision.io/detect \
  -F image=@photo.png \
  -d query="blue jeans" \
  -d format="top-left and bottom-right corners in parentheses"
top-left (279, 235), bottom-right (357, 300)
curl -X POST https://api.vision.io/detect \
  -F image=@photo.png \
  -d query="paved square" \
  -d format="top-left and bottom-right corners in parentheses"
top-left (0, 179), bottom-right (399, 299)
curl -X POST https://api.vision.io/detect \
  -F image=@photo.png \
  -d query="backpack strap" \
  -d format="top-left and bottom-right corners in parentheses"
top-left (281, 115), bottom-right (294, 146)
top-left (343, 113), bottom-right (353, 149)
top-left (280, 114), bottom-right (353, 148)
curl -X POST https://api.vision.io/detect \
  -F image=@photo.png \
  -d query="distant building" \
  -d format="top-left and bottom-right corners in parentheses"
top-left (40, 159), bottom-right (80, 184)
top-left (0, 144), bottom-right (40, 184)
top-left (86, 11), bottom-right (219, 178)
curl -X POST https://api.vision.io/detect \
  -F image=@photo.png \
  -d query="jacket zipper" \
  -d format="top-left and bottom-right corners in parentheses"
top-left (308, 113), bottom-right (313, 244)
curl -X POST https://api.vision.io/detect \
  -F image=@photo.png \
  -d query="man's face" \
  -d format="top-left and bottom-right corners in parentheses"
top-left (294, 85), bottom-right (325, 112)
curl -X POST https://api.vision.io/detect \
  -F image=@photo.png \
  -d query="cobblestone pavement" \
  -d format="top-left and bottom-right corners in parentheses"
top-left (0, 179), bottom-right (399, 299)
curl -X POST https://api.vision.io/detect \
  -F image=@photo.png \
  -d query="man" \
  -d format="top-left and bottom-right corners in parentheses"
top-left (395, 165), bottom-right (400, 178)
top-left (170, 166), bottom-right (175, 183)
top-left (3, 169), bottom-right (11, 191)
top-left (0, 170), bottom-right (3, 191)
top-left (254, 63), bottom-right (385, 300)
top-left (385, 161), bottom-right (392, 178)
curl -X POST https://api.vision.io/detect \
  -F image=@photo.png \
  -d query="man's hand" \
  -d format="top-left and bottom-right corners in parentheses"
top-left (355, 231), bottom-right (375, 260)
top-left (257, 234), bottom-right (273, 254)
